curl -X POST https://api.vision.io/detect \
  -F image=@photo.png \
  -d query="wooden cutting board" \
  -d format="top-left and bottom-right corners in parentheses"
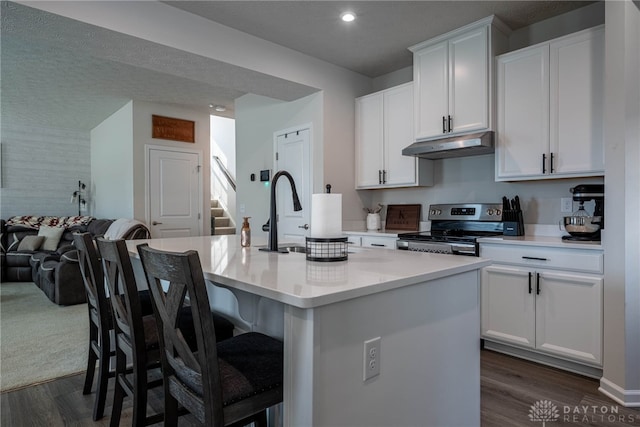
top-left (385, 204), bottom-right (421, 231)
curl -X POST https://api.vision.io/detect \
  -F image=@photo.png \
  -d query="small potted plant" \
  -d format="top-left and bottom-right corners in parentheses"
top-left (364, 204), bottom-right (383, 231)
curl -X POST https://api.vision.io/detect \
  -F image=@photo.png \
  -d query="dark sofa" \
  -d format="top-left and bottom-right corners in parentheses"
top-left (1, 216), bottom-right (150, 305)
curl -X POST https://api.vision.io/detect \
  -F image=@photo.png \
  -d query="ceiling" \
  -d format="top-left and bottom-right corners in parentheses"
top-left (2, 1), bottom-right (595, 132)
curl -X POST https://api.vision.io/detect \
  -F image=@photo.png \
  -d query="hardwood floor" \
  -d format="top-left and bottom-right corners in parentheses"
top-left (481, 350), bottom-right (640, 427)
top-left (2, 350), bottom-right (639, 426)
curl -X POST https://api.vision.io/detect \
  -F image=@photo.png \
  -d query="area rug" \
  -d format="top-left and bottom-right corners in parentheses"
top-left (0, 282), bottom-right (88, 392)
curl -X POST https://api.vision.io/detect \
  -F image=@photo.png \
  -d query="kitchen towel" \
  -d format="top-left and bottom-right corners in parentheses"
top-left (310, 193), bottom-right (342, 238)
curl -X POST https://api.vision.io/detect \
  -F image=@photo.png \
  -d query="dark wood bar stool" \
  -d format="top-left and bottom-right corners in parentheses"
top-left (74, 233), bottom-right (166, 421)
top-left (74, 232), bottom-right (113, 421)
top-left (137, 243), bottom-right (283, 426)
top-left (96, 237), bottom-right (164, 427)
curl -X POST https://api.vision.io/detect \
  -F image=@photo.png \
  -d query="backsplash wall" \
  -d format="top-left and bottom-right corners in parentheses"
top-left (0, 124), bottom-right (91, 218)
top-left (360, 154), bottom-right (604, 226)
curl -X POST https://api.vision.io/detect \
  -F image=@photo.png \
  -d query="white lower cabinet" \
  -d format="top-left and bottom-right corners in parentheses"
top-left (481, 243), bottom-right (603, 367)
top-left (361, 235), bottom-right (397, 249)
top-left (346, 236), bottom-right (362, 247)
top-left (345, 233), bottom-right (397, 250)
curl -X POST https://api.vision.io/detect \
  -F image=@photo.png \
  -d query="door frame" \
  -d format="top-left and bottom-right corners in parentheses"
top-left (144, 144), bottom-right (204, 236)
top-left (273, 123), bottom-right (313, 238)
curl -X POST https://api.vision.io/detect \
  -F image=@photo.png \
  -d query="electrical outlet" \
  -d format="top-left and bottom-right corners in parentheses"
top-left (363, 337), bottom-right (381, 381)
top-left (561, 198), bottom-right (573, 213)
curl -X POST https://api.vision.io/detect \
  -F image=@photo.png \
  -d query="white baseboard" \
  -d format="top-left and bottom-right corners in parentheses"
top-left (483, 340), bottom-right (602, 378)
top-left (599, 377), bottom-right (640, 407)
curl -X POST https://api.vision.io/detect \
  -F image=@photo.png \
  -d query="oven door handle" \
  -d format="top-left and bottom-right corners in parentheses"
top-left (450, 245), bottom-right (477, 256)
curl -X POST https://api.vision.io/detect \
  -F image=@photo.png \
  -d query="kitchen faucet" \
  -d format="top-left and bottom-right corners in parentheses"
top-left (260, 170), bottom-right (302, 253)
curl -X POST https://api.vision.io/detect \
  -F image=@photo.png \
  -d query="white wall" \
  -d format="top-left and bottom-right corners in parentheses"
top-left (508, 2), bottom-right (605, 51)
top-left (363, 155), bottom-right (603, 228)
top-left (235, 92), bottom-right (322, 231)
top-left (600, 0), bottom-right (640, 406)
top-left (210, 115), bottom-right (237, 224)
top-left (0, 124), bottom-right (90, 218)
top-left (131, 101), bottom-right (211, 231)
top-left (90, 101), bottom-right (134, 219)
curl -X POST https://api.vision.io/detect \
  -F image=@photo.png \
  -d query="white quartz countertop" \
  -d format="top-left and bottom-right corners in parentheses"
top-left (127, 235), bottom-right (490, 309)
top-left (343, 230), bottom-right (403, 237)
top-left (478, 235), bottom-right (603, 250)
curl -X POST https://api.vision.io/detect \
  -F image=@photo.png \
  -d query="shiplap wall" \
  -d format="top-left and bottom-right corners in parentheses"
top-left (0, 124), bottom-right (91, 218)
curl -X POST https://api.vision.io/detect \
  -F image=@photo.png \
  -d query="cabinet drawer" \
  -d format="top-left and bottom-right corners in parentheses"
top-left (346, 236), bottom-right (362, 247)
top-left (480, 244), bottom-right (603, 274)
top-left (361, 236), bottom-right (397, 250)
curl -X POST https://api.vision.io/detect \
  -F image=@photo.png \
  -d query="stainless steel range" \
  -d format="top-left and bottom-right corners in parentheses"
top-left (396, 203), bottom-right (503, 256)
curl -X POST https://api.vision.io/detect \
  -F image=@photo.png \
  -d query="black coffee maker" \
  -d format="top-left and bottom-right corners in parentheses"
top-left (562, 184), bottom-right (604, 241)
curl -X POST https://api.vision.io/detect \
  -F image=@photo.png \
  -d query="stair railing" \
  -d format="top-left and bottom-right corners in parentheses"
top-left (212, 156), bottom-right (236, 192)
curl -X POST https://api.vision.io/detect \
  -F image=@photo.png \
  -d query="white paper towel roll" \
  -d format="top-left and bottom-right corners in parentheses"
top-left (310, 193), bottom-right (342, 238)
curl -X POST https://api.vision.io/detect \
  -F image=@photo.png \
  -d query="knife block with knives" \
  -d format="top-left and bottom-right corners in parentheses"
top-left (502, 195), bottom-right (525, 236)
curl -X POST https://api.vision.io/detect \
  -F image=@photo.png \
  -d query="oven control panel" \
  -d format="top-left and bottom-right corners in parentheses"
top-left (428, 203), bottom-right (503, 221)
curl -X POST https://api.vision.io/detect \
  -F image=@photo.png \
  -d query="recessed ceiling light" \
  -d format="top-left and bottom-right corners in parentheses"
top-left (209, 104), bottom-right (227, 112)
top-left (340, 11), bottom-right (356, 22)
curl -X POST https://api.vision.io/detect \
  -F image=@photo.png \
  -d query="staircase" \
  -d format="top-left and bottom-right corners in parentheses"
top-left (210, 199), bottom-right (236, 235)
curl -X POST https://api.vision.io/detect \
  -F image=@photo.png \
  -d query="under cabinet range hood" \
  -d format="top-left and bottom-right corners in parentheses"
top-left (402, 131), bottom-right (494, 159)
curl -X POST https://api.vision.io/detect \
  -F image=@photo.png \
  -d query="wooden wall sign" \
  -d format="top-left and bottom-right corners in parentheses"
top-left (152, 115), bottom-right (195, 143)
top-left (385, 204), bottom-right (421, 231)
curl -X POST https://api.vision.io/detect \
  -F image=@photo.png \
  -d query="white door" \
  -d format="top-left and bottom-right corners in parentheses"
top-left (148, 147), bottom-right (202, 238)
top-left (449, 26), bottom-right (489, 135)
top-left (535, 270), bottom-right (603, 365)
top-left (275, 127), bottom-right (311, 241)
top-left (496, 45), bottom-right (550, 179)
top-left (413, 40), bottom-right (449, 140)
top-left (481, 265), bottom-right (536, 348)
top-left (550, 27), bottom-right (604, 175)
top-left (355, 92), bottom-right (384, 188)
top-left (383, 83), bottom-right (417, 186)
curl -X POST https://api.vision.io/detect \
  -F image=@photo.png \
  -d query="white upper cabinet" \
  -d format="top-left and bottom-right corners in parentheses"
top-left (496, 45), bottom-right (550, 177)
top-left (549, 27), bottom-right (605, 175)
top-left (355, 83), bottom-right (433, 189)
top-left (496, 26), bottom-right (604, 181)
top-left (355, 91), bottom-right (385, 188)
top-left (410, 16), bottom-right (509, 141)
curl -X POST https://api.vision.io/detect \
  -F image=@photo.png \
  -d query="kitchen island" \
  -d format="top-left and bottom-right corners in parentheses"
top-left (127, 235), bottom-right (491, 426)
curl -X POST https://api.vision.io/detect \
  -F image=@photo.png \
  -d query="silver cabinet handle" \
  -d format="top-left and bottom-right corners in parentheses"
top-left (152, 221), bottom-right (163, 225)
top-left (298, 224), bottom-right (309, 230)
